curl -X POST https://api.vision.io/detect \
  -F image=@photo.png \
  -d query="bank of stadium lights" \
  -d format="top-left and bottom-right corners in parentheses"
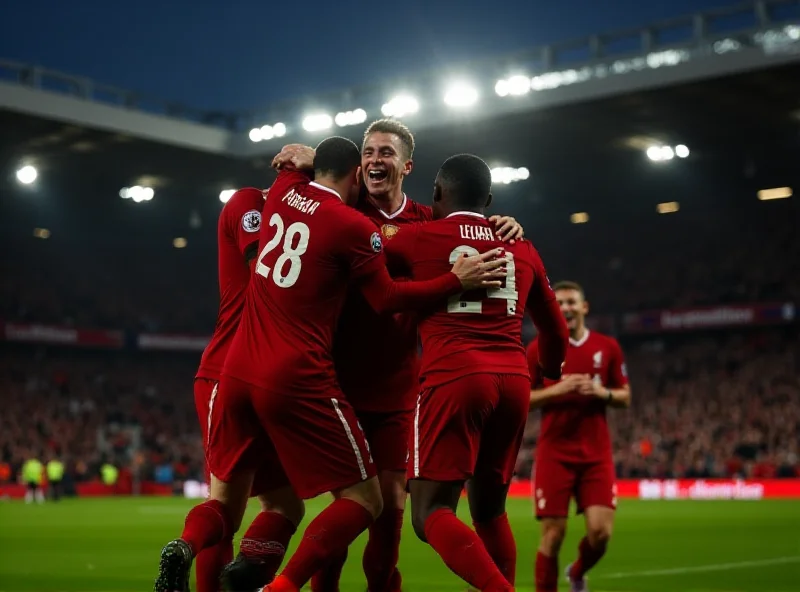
top-left (571, 212), bottom-right (589, 224)
top-left (173, 237), bottom-right (187, 249)
top-left (119, 186), bottom-right (154, 202)
top-left (646, 144), bottom-right (689, 162)
top-left (757, 187), bottom-right (792, 201)
top-left (16, 165), bottom-right (38, 185)
top-left (495, 75), bottom-right (532, 97)
top-left (302, 113), bottom-right (333, 133)
top-left (443, 82), bottom-right (479, 108)
top-left (33, 228), bottom-right (50, 240)
top-left (219, 189), bottom-right (236, 203)
top-left (381, 95), bottom-right (419, 118)
top-left (249, 122), bottom-right (287, 143)
top-left (335, 109), bottom-right (367, 128)
top-left (490, 167), bottom-right (530, 185)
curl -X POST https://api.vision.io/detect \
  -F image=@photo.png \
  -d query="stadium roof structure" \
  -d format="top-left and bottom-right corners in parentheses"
top-left (1, 0), bottom-right (799, 242)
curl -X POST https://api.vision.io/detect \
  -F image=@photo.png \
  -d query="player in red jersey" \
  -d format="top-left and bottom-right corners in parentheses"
top-left (275, 120), bottom-right (524, 592)
top-left (192, 187), bottom-right (306, 592)
top-left (154, 137), bottom-right (507, 592)
top-left (527, 281), bottom-right (631, 592)
top-left (382, 154), bottom-right (568, 592)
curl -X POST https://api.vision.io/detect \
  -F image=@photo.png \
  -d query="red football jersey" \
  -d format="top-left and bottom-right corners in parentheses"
top-left (333, 194), bottom-right (434, 412)
top-left (196, 187), bottom-right (266, 381)
top-left (385, 211), bottom-right (567, 389)
top-left (527, 330), bottom-right (628, 463)
top-left (223, 172), bottom-right (461, 397)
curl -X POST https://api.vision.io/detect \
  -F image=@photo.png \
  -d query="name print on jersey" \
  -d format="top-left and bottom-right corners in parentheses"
top-left (282, 189), bottom-right (321, 216)
top-left (460, 224), bottom-right (495, 242)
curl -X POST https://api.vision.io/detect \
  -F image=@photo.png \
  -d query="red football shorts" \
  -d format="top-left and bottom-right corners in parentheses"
top-left (356, 409), bottom-right (413, 473)
top-left (249, 386), bottom-right (377, 499)
top-left (205, 376), bottom-right (290, 497)
top-left (408, 373), bottom-right (530, 484)
top-left (532, 452), bottom-right (617, 519)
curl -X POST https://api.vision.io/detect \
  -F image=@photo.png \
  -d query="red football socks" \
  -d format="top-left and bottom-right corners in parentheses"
top-left (474, 512), bottom-right (517, 585)
top-left (239, 511), bottom-right (298, 583)
top-left (279, 498), bottom-right (373, 589)
top-left (195, 536), bottom-right (233, 592)
top-left (423, 508), bottom-right (513, 591)
top-left (569, 536), bottom-right (607, 580)
top-left (362, 508), bottom-right (404, 591)
top-left (181, 499), bottom-right (233, 557)
top-left (535, 551), bottom-right (558, 592)
top-left (310, 548), bottom-right (347, 592)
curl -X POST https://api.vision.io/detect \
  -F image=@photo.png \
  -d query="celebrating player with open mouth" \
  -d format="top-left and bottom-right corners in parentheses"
top-left (528, 282), bottom-right (631, 592)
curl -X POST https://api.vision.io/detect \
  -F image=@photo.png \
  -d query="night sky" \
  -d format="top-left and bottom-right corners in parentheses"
top-left (1, 0), bottom-right (735, 111)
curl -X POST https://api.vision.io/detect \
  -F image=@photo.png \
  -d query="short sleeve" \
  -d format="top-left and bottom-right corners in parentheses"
top-left (343, 210), bottom-right (388, 279)
top-left (526, 340), bottom-right (541, 382)
top-left (607, 338), bottom-right (629, 388)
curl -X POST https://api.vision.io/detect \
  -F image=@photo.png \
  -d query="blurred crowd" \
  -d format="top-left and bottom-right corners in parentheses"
top-left (2, 326), bottom-right (798, 492)
top-left (1, 207), bottom-right (797, 334)
top-left (0, 348), bottom-right (204, 492)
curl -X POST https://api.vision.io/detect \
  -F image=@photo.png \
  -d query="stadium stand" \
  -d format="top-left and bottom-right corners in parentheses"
top-left (0, 0), bottom-right (798, 497)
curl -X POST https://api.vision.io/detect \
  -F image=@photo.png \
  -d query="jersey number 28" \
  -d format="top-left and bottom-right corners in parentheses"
top-left (256, 213), bottom-right (309, 288)
top-left (448, 246), bottom-right (518, 315)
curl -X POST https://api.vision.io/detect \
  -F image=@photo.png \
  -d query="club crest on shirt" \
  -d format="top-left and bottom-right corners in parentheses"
top-left (370, 232), bottom-right (383, 253)
top-left (242, 210), bottom-right (261, 233)
top-left (381, 223), bottom-right (400, 239)
top-left (593, 351), bottom-right (603, 368)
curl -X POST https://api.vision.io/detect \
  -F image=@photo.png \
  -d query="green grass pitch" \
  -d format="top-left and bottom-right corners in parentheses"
top-left (0, 496), bottom-right (798, 591)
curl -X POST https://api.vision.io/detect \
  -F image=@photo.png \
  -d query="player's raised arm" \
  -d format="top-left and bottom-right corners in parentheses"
top-left (526, 246), bottom-right (569, 380)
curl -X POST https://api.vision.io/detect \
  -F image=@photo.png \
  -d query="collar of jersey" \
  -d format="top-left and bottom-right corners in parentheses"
top-left (446, 211), bottom-right (486, 219)
top-left (309, 181), bottom-right (342, 201)
top-left (570, 329), bottom-right (591, 347)
top-left (372, 193), bottom-right (408, 219)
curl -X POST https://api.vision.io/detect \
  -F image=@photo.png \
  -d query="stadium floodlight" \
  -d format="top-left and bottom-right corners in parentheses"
top-left (490, 167), bottom-right (530, 185)
top-left (675, 144), bottom-right (690, 158)
top-left (272, 122), bottom-right (287, 137)
top-left (646, 145), bottom-right (677, 162)
top-left (757, 187), bottom-right (792, 201)
top-left (219, 189), bottom-right (236, 203)
top-left (302, 113), bottom-right (333, 132)
top-left (249, 128), bottom-right (263, 142)
top-left (570, 212), bottom-right (589, 224)
top-left (33, 228), bottom-right (50, 239)
top-left (173, 237), bottom-right (187, 249)
top-left (260, 125), bottom-right (275, 141)
top-left (495, 75), bottom-right (531, 97)
top-left (443, 82), bottom-right (479, 108)
top-left (657, 201), bottom-right (680, 214)
top-left (120, 185), bottom-right (154, 202)
top-left (16, 165), bottom-right (37, 185)
top-left (335, 108), bottom-right (368, 127)
top-left (381, 95), bottom-right (419, 118)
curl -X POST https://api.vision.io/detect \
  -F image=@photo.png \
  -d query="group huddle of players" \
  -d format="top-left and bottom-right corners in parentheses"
top-left (154, 119), bottom-right (631, 592)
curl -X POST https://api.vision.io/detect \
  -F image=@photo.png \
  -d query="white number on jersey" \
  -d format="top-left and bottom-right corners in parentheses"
top-left (447, 246), bottom-right (518, 315)
top-left (255, 213), bottom-right (310, 288)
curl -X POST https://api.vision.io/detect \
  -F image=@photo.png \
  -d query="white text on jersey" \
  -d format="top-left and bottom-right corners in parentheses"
top-left (282, 190), bottom-right (321, 216)
top-left (460, 225), bottom-right (494, 241)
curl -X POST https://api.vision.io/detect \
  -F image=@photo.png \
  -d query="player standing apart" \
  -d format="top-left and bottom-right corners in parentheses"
top-left (528, 282), bottom-right (631, 592)
top-left (385, 154), bottom-right (568, 591)
top-left (277, 120), bottom-right (524, 592)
